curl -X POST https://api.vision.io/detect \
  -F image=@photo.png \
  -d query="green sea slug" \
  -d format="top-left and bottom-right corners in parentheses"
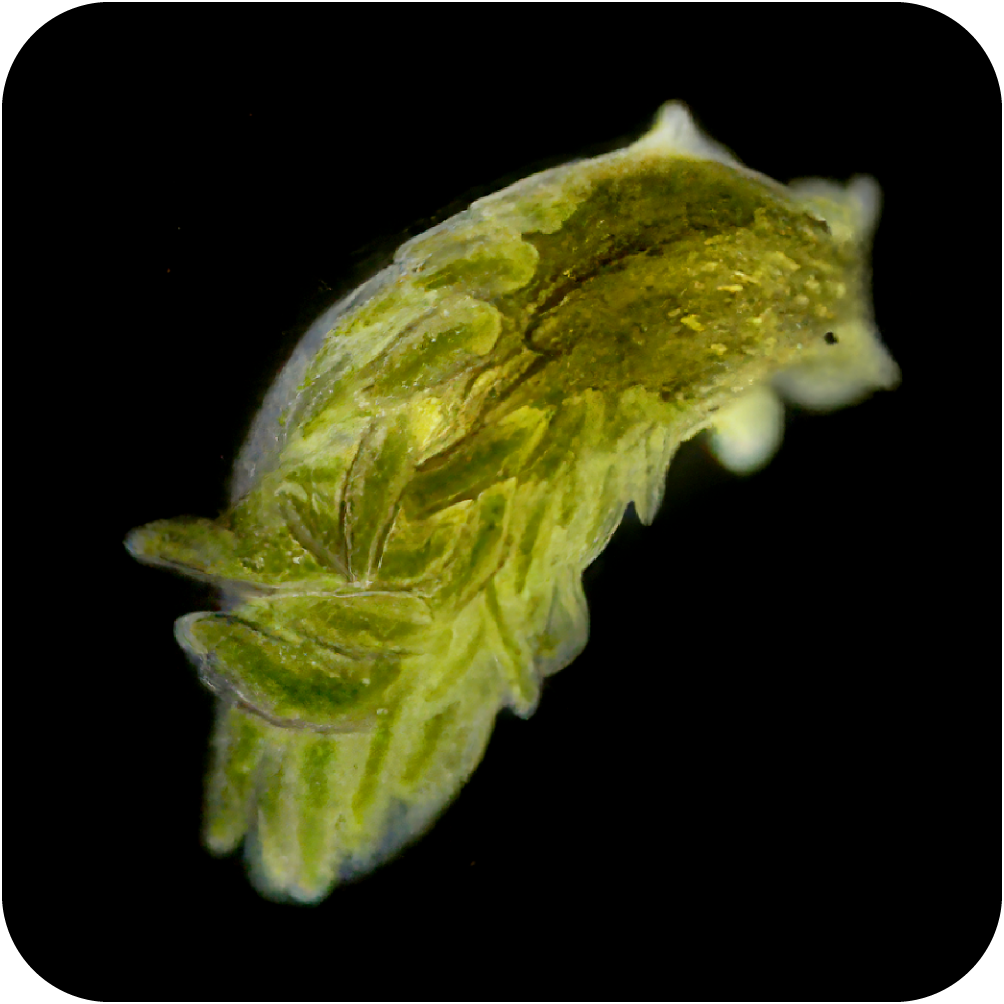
top-left (126, 103), bottom-right (898, 902)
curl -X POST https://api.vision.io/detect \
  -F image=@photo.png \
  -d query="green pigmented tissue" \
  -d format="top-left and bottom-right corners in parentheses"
top-left (126, 103), bottom-right (898, 902)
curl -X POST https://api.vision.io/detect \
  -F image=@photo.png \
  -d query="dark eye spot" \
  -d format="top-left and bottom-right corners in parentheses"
top-left (824, 331), bottom-right (838, 345)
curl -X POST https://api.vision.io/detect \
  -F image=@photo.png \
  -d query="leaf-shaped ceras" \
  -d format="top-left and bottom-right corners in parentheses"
top-left (126, 103), bottom-right (898, 901)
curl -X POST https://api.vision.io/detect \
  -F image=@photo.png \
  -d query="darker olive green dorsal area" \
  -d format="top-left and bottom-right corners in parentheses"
top-left (488, 158), bottom-right (859, 412)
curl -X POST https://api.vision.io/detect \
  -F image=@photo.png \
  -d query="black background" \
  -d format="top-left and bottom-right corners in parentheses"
top-left (6, 5), bottom-right (1000, 1001)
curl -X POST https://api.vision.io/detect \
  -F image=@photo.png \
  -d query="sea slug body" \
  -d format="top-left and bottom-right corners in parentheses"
top-left (126, 102), bottom-right (898, 902)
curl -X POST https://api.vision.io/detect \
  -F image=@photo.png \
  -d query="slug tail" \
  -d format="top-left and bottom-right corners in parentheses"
top-left (200, 606), bottom-right (512, 903)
